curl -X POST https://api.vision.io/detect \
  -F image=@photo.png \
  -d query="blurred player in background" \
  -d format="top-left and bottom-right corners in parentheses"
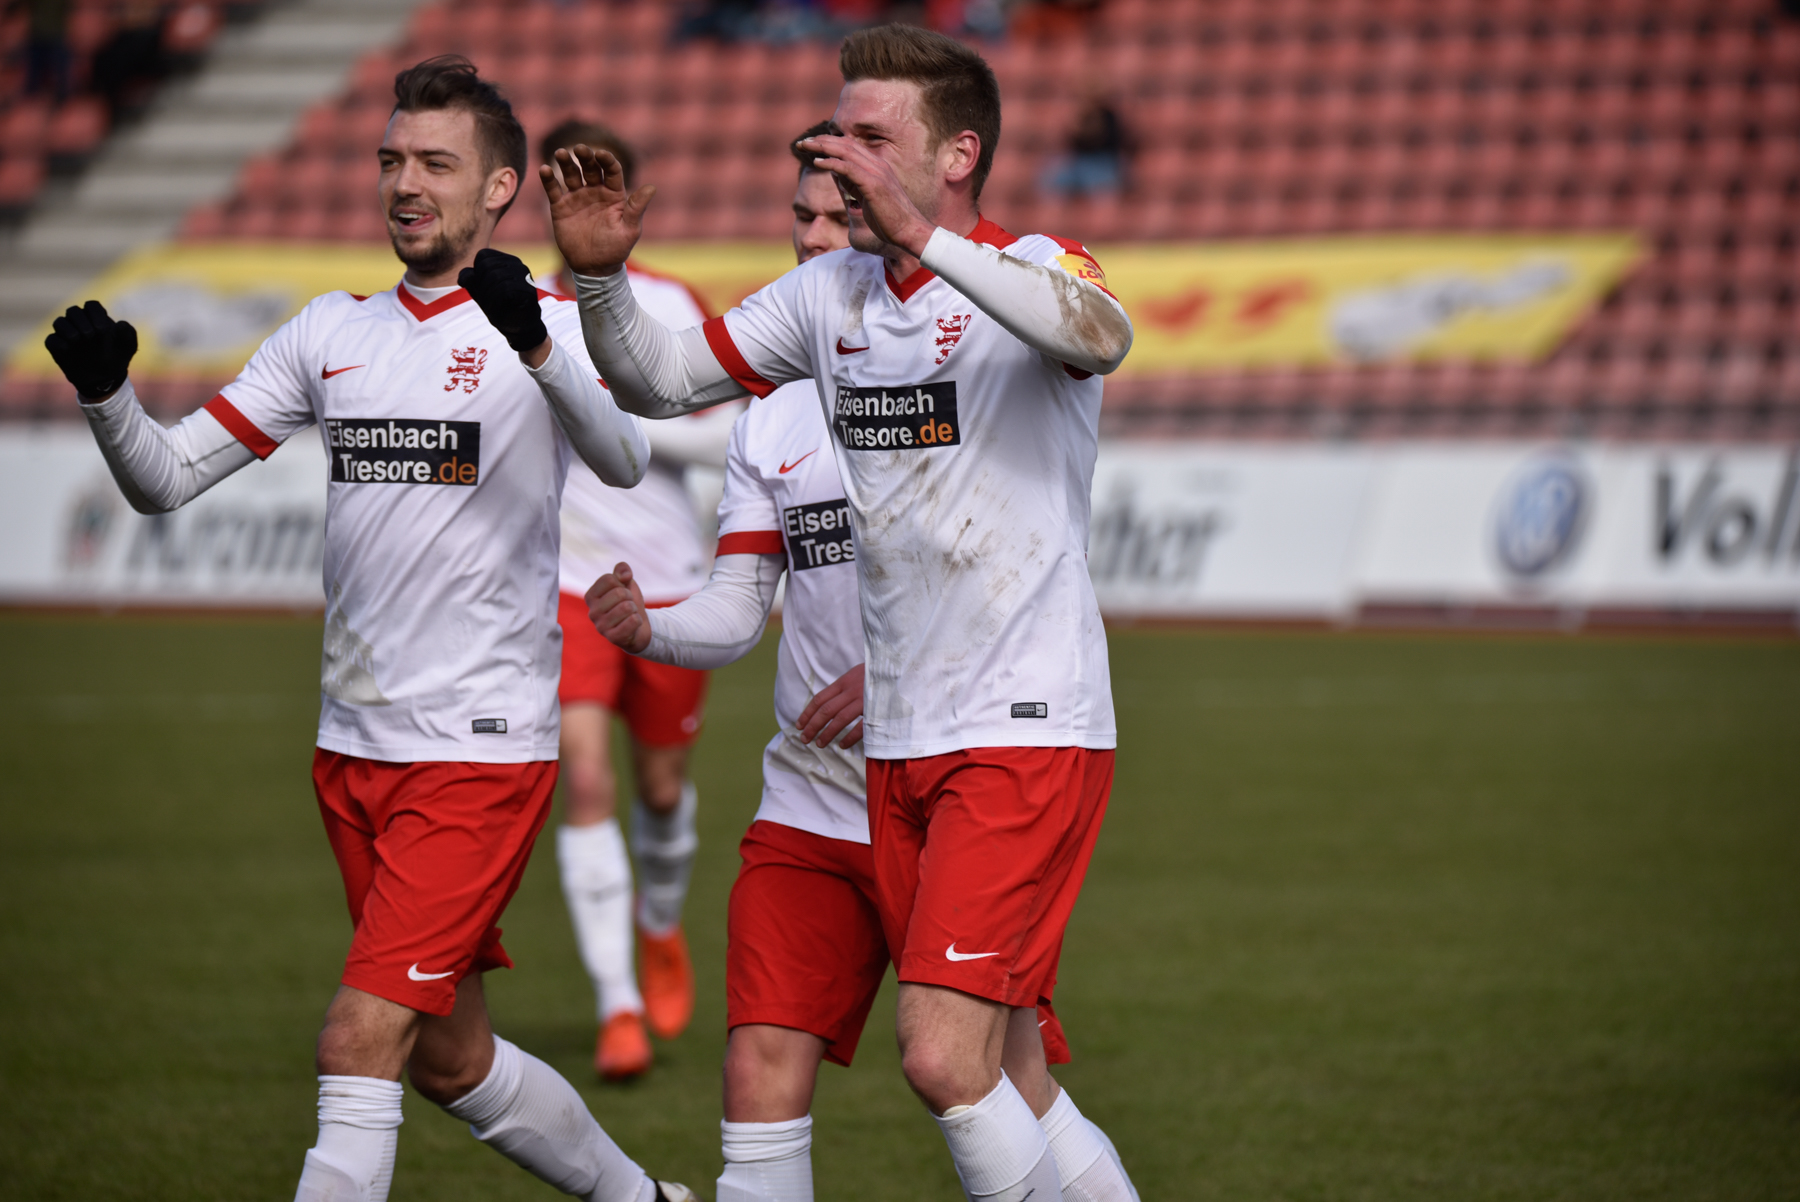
top-left (45, 57), bottom-right (695, 1202)
top-left (536, 119), bottom-right (742, 1080)
top-left (588, 122), bottom-right (869, 1202)
top-left (548, 24), bottom-right (1139, 1202)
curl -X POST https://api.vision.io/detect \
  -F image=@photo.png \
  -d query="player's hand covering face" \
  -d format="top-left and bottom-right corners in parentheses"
top-left (543, 146), bottom-right (657, 277)
top-left (802, 79), bottom-right (977, 259)
top-left (585, 562), bottom-right (653, 654)
top-left (379, 108), bottom-right (515, 281)
top-left (45, 300), bottom-right (139, 400)
top-left (459, 248), bottom-right (549, 354)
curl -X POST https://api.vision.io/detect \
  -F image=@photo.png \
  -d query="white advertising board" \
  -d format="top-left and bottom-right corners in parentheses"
top-left (1, 427), bottom-right (1795, 625)
top-left (0, 425), bottom-right (326, 607)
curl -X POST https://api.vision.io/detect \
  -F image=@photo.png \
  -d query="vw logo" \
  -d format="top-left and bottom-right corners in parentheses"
top-left (1494, 454), bottom-right (1589, 578)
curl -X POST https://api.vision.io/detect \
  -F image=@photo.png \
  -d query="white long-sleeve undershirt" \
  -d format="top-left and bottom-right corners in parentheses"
top-left (523, 337), bottom-right (650, 487)
top-left (79, 380), bottom-right (255, 513)
top-left (637, 552), bottom-right (786, 671)
top-left (573, 224), bottom-right (1133, 420)
top-left (639, 400), bottom-right (740, 471)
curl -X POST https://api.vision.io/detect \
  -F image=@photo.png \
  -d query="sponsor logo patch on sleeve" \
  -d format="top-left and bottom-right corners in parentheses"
top-left (1055, 253), bottom-right (1110, 292)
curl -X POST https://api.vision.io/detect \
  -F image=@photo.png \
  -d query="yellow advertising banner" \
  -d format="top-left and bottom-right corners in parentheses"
top-left (5, 233), bottom-right (1638, 381)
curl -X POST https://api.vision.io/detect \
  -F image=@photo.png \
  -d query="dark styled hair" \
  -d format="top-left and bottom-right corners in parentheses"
top-left (789, 119), bottom-right (835, 176)
top-left (539, 118), bottom-right (639, 190)
top-left (838, 25), bottom-right (1001, 199)
top-left (392, 55), bottom-right (528, 212)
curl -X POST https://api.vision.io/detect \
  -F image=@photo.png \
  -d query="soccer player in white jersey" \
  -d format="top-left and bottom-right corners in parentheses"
top-left (551, 25), bottom-right (1140, 1198)
top-left (536, 119), bottom-right (739, 1082)
top-left (585, 124), bottom-right (1112, 1202)
top-left (43, 56), bottom-right (694, 1202)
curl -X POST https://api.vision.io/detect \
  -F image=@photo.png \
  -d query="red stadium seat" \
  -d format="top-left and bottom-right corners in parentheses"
top-left (45, 96), bottom-right (109, 161)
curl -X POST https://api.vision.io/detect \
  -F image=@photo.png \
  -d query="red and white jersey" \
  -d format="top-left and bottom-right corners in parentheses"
top-left (703, 219), bottom-right (1117, 759)
top-left (716, 380), bottom-right (867, 843)
top-left (205, 278), bottom-right (602, 764)
top-left (557, 266), bottom-right (714, 603)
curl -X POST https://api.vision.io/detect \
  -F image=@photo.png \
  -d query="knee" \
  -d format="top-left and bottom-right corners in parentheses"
top-left (899, 1037), bottom-right (991, 1114)
top-left (638, 774), bottom-right (684, 814)
top-left (407, 1038), bottom-right (492, 1106)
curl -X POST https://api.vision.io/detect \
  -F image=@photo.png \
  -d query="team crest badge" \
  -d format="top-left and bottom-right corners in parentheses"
top-left (445, 346), bottom-right (488, 393)
top-left (934, 313), bottom-right (972, 365)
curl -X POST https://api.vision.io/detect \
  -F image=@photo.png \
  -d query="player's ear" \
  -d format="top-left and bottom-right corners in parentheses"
top-left (486, 165), bottom-right (520, 214)
top-left (941, 130), bottom-right (980, 187)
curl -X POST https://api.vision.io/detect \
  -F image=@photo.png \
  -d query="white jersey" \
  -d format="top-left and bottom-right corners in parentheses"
top-left (703, 218), bottom-right (1118, 759)
top-left (208, 278), bottom-right (600, 763)
top-left (558, 266), bottom-right (713, 603)
top-left (715, 380), bottom-right (867, 844)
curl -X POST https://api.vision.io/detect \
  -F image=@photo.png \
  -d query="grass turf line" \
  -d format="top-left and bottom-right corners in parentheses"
top-left (0, 614), bottom-right (1795, 1200)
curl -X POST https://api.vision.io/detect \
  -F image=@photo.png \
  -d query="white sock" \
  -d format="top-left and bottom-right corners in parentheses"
top-left (1039, 1089), bottom-right (1139, 1202)
top-left (630, 784), bottom-right (697, 935)
top-left (294, 1075), bottom-right (403, 1202)
top-left (716, 1115), bottom-right (814, 1202)
top-left (444, 1035), bottom-right (653, 1202)
top-left (558, 821), bottom-right (644, 1021)
top-left (934, 1072), bottom-right (1062, 1202)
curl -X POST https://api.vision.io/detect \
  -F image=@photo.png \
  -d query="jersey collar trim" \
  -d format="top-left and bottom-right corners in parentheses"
top-left (397, 281), bottom-right (474, 322)
top-left (883, 216), bottom-right (1019, 303)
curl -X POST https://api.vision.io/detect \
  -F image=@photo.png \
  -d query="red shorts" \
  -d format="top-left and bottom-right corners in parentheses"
top-left (867, 746), bottom-right (1113, 1011)
top-left (726, 820), bottom-right (889, 1066)
top-left (558, 591), bottom-right (709, 747)
top-left (312, 749), bottom-right (558, 1016)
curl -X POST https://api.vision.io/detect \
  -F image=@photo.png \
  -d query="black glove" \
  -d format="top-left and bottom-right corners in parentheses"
top-left (459, 248), bottom-right (549, 354)
top-left (45, 300), bottom-right (139, 400)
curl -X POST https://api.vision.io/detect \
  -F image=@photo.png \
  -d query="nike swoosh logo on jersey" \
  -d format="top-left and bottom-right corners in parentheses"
top-left (778, 449), bottom-right (818, 474)
top-left (835, 338), bottom-right (869, 355)
top-left (407, 963), bottom-right (455, 981)
top-left (321, 364), bottom-right (366, 379)
top-left (945, 943), bottom-right (1000, 962)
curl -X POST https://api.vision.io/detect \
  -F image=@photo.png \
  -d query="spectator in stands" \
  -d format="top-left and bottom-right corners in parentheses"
top-left (23, 0), bottom-right (72, 102)
top-left (1011, 0), bottom-right (1103, 39)
top-left (90, 0), bottom-right (168, 119)
top-left (1042, 89), bottom-right (1130, 198)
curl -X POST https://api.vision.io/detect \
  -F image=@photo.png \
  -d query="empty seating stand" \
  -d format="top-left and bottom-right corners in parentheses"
top-left (158, 0), bottom-right (1800, 439)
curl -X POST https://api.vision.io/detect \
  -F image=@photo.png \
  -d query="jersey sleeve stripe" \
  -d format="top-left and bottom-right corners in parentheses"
top-left (203, 395), bottom-right (280, 460)
top-left (703, 316), bottom-right (778, 399)
top-left (716, 530), bottom-right (786, 556)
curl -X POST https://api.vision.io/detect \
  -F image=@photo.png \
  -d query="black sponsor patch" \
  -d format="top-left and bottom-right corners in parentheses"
top-left (832, 382), bottom-right (959, 451)
top-left (326, 418), bottom-right (482, 486)
top-left (783, 498), bottom-right (855, 571)
top-left (471, 718), bottom-right (507, 734)
top-left (1011, 702), bottom-right (1048, 719)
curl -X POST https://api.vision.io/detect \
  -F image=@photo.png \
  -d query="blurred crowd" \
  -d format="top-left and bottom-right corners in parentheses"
top-left (674, 0), bottom-right (1103, 44)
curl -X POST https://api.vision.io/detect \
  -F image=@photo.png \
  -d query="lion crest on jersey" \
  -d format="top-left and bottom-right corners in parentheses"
top-left (934, 313), bottom-right (972, 365)
top-left (445, 346), bottom-right (489, 393)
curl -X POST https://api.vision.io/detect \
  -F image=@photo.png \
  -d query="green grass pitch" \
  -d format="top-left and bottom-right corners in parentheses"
top-left (1, 613), bottom-right (1797, 1200)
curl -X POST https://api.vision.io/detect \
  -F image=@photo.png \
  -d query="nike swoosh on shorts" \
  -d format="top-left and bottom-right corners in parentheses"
top-left (945, 943), bottom-right (1000, 962)
top-left (408, 963), bottom-right (455, 981)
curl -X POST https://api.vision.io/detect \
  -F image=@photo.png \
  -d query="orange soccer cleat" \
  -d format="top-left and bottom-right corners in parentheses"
top-left (596, 1010), bottom-right (651, 1081)
top-left (638, 924), bottom-right (694, 1040)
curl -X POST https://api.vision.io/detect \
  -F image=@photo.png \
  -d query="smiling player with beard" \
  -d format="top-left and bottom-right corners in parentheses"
top-left (44, 55), bottom-right (696, 1202)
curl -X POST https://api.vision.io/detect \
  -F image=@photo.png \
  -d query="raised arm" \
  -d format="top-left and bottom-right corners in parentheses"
top-left (541, 144), bottom-right (746, 419)
top-left (47, 301), bottom-right (255, 513)
top-left (584, 555), bottom-right (785, 671)
top-left (458, 248), bottom-right (650, 486)
top-left (918, 229), bottom-right (1133, 376)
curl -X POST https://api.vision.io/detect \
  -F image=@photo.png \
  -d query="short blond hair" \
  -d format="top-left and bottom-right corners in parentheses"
top-left (839, 25), bottom-right (1000, 199)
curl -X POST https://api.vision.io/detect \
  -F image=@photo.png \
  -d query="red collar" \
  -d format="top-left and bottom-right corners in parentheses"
top-left (883, 216), bottom-right (1017, 302)
top-left (397, 281), bottom-right (473, 321)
